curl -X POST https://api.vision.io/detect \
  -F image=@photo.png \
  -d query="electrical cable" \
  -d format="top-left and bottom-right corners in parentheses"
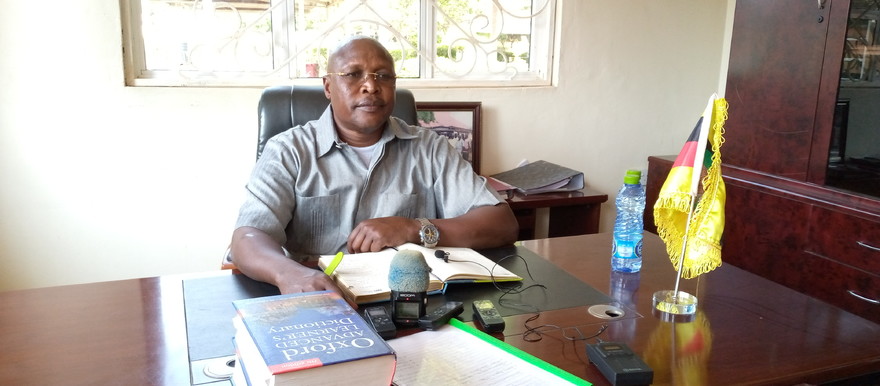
top-left (432, 249), bottom-right (611, 343)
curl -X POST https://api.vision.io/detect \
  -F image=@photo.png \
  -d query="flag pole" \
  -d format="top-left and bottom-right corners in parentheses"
top-left (671, 193), bottom-right (698, 301)
top-left (671, 94), bottom-right (715, 300)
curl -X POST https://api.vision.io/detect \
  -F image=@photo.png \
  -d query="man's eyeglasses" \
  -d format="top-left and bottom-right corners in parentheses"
top-left (326, 71), bottom-right (397, 85)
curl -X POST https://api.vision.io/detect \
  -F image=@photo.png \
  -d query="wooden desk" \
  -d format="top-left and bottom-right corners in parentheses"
top-left (2, 233), bottom-right (879, 385)
top-left (506, 187), bottom-right (607, 240)
top-left (518, 233), bottom-right (880, 385)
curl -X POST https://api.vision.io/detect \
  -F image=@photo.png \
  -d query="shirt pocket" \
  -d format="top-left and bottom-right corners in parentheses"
top-left (291, 194), bottom-right (344, 254)
top-left (376, 192), bottom-right (420, 219)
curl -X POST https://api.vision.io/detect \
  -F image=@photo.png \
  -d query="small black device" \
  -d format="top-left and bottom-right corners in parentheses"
top-left (586, 342), bottom-right (653, 386)
top-left (472, 299), bottom-right (505, 333)
top-left (363, 306), bottom-right (397, 340)
top-left (390, 290), bottom-right (427, 326)
top-left (418, 301), bottom-right (464, 330)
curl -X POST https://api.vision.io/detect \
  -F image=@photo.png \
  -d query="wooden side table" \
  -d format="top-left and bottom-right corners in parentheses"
top-left (505, 187), bottom-right (608, 240)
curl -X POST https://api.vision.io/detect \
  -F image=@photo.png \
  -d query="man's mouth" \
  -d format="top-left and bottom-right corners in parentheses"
top-left (355, 100), bottom-right (385, 111)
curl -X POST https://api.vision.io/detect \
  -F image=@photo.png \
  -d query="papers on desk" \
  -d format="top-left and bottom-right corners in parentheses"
top-left (491, 160), bottom-right (585, 195)
top-left (388, 319), bottom-right (589, 386)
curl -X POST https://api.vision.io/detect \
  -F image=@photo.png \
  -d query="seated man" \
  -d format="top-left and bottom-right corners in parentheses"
top-left (230, 36), bottom-right (518, 298)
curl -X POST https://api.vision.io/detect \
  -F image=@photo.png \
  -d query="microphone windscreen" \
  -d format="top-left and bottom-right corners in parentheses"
top-left (388, 250), bottom-right (432, 293)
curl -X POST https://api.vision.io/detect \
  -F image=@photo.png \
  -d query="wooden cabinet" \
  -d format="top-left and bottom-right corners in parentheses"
top-left (721, 180), bottom-right (812, 278)
top-left (723, 167), bottom-right (880, 324)
top-left (645, 1), bottom-right (880, 323)
top-left (725, 0), bottom-right (849, 183)
top-left (643, 155), bottom-right (672, 235)
top-left (681, 0), bottom-right (880, 323)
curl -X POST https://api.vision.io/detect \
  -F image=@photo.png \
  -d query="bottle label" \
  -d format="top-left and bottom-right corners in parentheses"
top-left (613, 237), bottom-right (643, 259)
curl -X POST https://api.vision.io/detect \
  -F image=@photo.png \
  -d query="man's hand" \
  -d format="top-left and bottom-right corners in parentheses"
top-left (347, 216), bottom-right (418, 253)
top-left (231, 227), bottom-right (358, 308)
top-left (274, 263), bottom-right (342, 294)
top-left (273, 264), bottom-right (357, 309)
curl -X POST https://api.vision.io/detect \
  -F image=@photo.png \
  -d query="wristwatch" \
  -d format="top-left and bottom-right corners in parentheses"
top-left (416, 218), bottom-right (439, 248)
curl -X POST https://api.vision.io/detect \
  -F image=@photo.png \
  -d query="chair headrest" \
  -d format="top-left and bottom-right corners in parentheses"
top-left (256, 85), bottom-right (418, 159)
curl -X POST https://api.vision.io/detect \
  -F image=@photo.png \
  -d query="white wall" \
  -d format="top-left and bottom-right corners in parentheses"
top-left (0, 0), bottom-right (731, 291)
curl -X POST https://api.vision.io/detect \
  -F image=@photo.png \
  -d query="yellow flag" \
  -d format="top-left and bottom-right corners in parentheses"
top-left (653, 96), bottom-right (727, 279)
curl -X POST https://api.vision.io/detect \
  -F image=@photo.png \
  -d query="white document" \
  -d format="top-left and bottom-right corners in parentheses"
top-left (388, 325), bottom-right (579, 386)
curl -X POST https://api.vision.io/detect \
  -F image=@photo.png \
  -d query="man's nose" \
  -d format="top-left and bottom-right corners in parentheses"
top-left (360, 78), bottom-right (380, 93)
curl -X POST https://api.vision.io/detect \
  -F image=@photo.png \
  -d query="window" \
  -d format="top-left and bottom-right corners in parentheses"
top-left (121, 0), bottom-right (557, 87)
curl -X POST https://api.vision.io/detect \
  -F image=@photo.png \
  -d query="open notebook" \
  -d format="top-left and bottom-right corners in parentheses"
top-left (317, 243), bottom-right (522, 304)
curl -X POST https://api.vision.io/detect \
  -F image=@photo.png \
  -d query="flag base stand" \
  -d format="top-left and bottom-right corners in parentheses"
top-left (652, 290), bottom-right (697, 317)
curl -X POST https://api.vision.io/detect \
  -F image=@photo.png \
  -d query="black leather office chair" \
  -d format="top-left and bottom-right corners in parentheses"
top-left (255, 85), bottom-right (419, 159)
top-left (223, 85), bottom-right (419, 269)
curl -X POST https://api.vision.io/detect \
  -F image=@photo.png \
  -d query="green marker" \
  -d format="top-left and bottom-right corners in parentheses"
top-left (323, 252), bottom-right (344, 275)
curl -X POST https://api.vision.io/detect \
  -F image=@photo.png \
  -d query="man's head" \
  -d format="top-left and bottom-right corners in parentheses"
top-left (323, 36), bottom-right (397, 146)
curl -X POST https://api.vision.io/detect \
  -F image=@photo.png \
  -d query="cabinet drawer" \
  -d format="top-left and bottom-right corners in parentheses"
top-left (806, 206), bottom-right (880, 274)
top-left (798, 251), bottom-right (880, 324)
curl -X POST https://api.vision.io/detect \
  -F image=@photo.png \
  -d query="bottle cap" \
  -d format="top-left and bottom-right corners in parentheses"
top-left (624, 170), bottom-right (641, 184)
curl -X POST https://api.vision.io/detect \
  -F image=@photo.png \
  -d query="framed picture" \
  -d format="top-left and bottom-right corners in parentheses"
top-left (416, 102), bottom-right (482, 174)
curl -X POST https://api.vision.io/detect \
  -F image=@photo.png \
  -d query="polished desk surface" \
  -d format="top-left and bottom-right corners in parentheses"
top-left (518, 233), bottom-right (880, 385)
top-left (1, 233), bottom-right (879, 385)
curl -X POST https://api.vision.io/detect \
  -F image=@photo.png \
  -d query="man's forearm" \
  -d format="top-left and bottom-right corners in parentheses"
top-left (230, 226), bottom-right (296, 287)
top-left (231, 226), bottom-right (345, 297)
top-left (431, 204), bottom-right (519, 249)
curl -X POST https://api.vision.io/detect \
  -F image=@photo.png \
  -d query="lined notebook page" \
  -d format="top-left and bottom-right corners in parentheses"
top-left (388, 320), bottom-right (589, 386)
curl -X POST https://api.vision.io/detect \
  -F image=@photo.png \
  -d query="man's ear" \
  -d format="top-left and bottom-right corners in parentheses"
top-left (323, 77), bottom-right (332, 99)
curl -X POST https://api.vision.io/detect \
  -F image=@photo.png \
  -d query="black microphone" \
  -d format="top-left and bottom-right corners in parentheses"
top-left (388, 249), bottom-right (431, 326)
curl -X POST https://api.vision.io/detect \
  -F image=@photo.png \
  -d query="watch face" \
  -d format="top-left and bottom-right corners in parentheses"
top-left (418, 219), bottom-right (439, 246)
top-left (423, 226), bottom-right (438, 242)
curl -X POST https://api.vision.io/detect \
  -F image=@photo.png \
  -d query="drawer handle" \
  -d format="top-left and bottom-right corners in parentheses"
top-left (847, 290), bottom-right (880, 305)
top-left (856, 241), bottom-right (880, 252)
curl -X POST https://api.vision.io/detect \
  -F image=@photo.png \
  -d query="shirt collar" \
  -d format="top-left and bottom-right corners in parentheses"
top-left (316, 105), bottom-right (417, 157)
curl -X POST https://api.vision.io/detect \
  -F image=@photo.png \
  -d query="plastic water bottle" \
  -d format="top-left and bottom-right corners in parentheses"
top-left (612, 170), bottom-right (645, 272)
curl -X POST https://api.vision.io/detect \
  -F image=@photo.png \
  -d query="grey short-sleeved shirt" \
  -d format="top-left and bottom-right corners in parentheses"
top-left (234, 106), bottom-right (503, 261)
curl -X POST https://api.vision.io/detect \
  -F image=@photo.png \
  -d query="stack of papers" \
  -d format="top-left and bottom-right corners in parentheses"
top-left (491, 160), bottom-right (585, 195)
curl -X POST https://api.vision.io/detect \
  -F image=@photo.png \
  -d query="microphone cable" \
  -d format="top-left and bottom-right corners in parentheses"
top-left (432, 248), bottom-right (606, 343)
top-left (485, 254), bottom-right (608, 344)
top-left (522, 317), bottom-right (608, 343)
top-left (429, 251), bottom-right (548, 303)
